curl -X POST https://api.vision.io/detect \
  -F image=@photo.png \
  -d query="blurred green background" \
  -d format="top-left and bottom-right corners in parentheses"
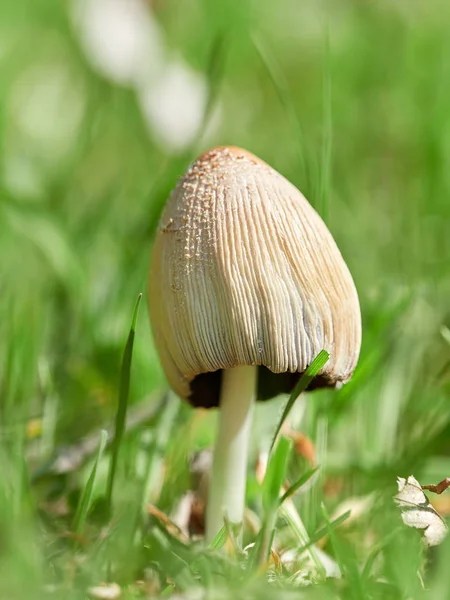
top-left (1, 0), bottom-right (450, 597)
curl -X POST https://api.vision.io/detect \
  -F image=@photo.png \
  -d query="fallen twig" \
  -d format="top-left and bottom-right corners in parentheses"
top-left (30, 391), bottom-right (167, 482)
top-left (422, 478), bottom-right (450, 495)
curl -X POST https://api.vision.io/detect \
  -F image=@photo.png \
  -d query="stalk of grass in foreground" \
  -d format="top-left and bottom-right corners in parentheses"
top-left (252, 34), bottom-right (311, 196)
top-left (251, 351), bottom-right (329, 568)
top-left (318, 30), bottom-right (332, 223)
top-left (106, 293), bottom-right (142, 514)
top-left (72, 429), bottom-right (108, 537)
top-left (0, 303), bottom-right (44, 599)
top-left (269, 350), bottom-right (329, 455)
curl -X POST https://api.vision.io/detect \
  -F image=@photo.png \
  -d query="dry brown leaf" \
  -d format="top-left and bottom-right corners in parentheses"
top-left (147, 504), bottom-right (190, 544)
top-left (283, 426), bottom-right (316, 465)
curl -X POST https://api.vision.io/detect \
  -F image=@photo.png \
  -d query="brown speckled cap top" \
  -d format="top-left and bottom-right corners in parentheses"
top-left (148, 146), bottom-right (361, 408)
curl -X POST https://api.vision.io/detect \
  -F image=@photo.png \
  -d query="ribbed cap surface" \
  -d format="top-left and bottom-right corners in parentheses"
top-left (148, 146), bottom-right (361, 407)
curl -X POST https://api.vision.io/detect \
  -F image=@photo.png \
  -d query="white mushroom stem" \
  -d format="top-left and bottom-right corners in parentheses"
top-left (205, 365), bottom-right (257, 544)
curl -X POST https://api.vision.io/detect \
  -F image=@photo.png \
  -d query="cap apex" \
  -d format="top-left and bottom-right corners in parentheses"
top-left (196, 145), bottom-right (267, 167)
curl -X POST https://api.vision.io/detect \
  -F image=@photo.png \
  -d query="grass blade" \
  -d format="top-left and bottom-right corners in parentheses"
top-left (280, 498), bottom-right (325, 578)
top-left (279, 466), bottom-right (320, 506)
top-left (320, 503), bottom-right (365, 594)
top-left (296, 509), bottom-right (351, 554)
top-left (106, 293), bottom-right (142, 512)
top-left (72, 429), bottom-right (108, 535)
top-left (208, 525), bottom-right (227, 550)
top-left (263, 436), bottom-right (292, 513)
top-left (251, 437), bottom-right (293, 567)
top-left (199, 31), bottom-right (227, 141)
top-left (269, 350), bottom-right (329, 455)
top-left (318, 31), bottom-right (332, 221)
top-left (252, 34), bottom-right (310, 193)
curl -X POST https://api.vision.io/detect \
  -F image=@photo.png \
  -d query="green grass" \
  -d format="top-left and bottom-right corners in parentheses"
top-left (1, 0), bottom-right (450, 598)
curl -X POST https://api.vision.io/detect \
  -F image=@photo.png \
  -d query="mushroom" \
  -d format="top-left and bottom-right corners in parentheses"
top-left (148, 146), bottom-right (361, 542)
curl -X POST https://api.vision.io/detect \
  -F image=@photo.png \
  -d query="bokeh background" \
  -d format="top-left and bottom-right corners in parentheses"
top-left (1, 0), bottom-right (450, 597)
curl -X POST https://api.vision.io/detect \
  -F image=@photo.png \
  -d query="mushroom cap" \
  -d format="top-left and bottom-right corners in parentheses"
top-left (148, 146), bottom-right (361, 408)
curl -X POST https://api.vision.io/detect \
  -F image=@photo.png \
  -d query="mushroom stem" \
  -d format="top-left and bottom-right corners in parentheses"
top-left (205, 365), bottom-right (257, 544)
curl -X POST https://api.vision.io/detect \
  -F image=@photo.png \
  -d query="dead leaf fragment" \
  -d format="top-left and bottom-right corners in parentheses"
top-left (395, 475), bottom-right (448, 547)
top-left (284, 427), bottom-right (316, 465)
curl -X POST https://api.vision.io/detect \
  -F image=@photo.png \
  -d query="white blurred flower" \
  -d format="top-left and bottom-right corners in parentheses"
top-left (72, 0), bottom-right (164, 85)
top-left (137, 59), bottom-right (209, 152)
top-left (72, 0), bottom-right (220, 153)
